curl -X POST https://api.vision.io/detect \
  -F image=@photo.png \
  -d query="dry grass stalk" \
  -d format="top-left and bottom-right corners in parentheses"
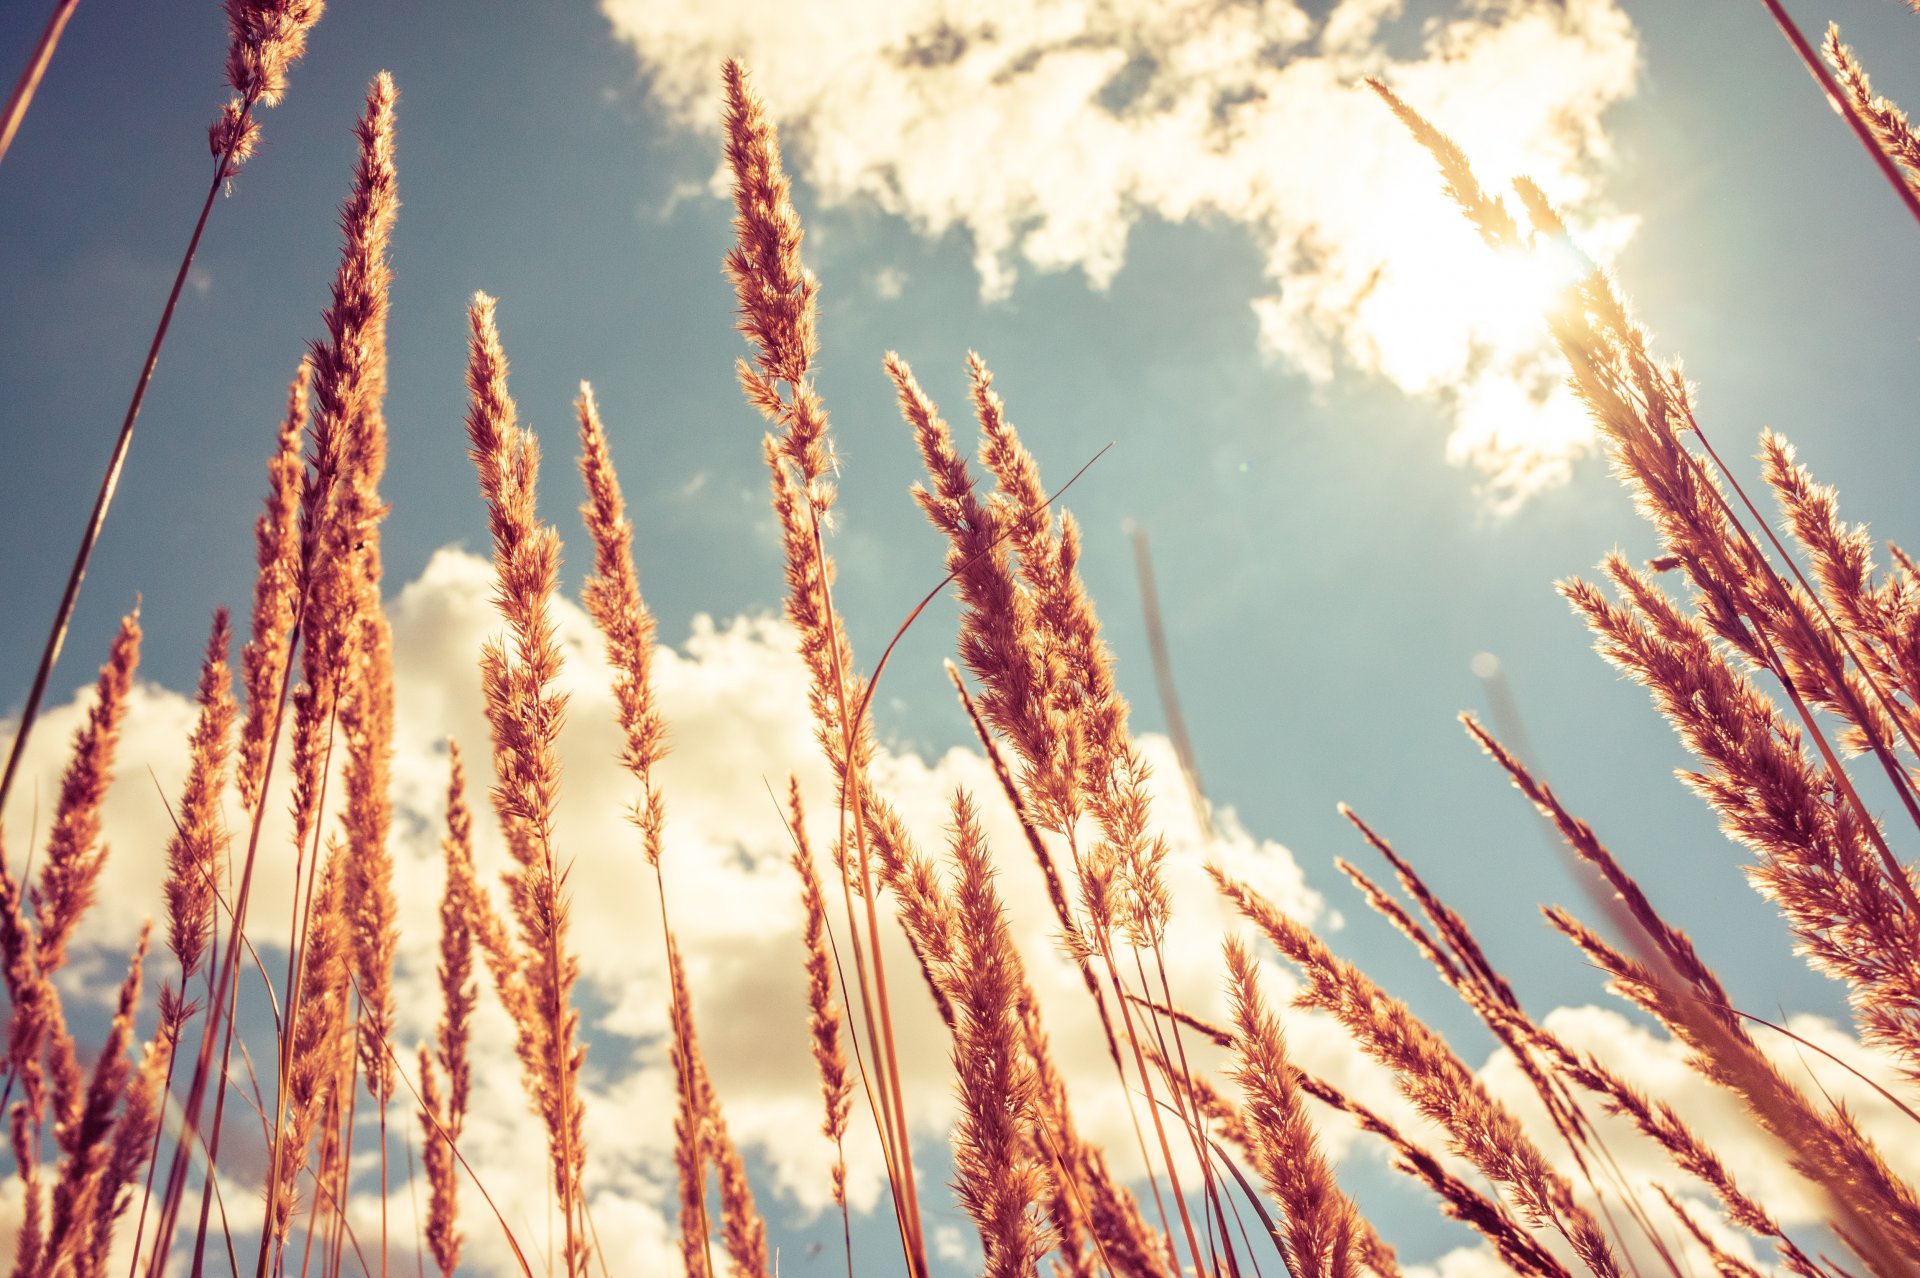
top-left (0, 0), bottom-right (81, 170)
top-left (946, 663), bottom-right (1124, 1072)
top-left (576, 384), bottom-right (664, 815)
top-left (1654, 1188), bottom-right (1763, 1278)
top-left (0, 847), bottom-right (75, 1202)
top-left (1760, 431), bottom-right (1920, 757)
top-left (1466, 717), bottom-right (1920, 1273)
top-left (936, 792), bottom-right (1056, 1278)
top-left (1545, 907), bottom-right (1920, 1277)
top-left (1223, 935), bottom-right (1363, 1278)
top-left (724, 59), bottom-right (929, 1276)
top-left (1510, 1006), bottom-right (1821, 1278)
top-left (574, 397), bottom-right (737, 1278)
top-left (786, 781), bottom-right (853, 1218)
top-left (666, 937), bottom-right (770, 1278)
top-left (1757, 1), bottom-right (1920, 224)
top-left (1382, 78), bottom-right (1920, 901)
top-left (1333, 815), bottom-right (1666, 1251)
top-left (266, 848), bottom-right (349, 1254)
top-left (417, 1053), bottom-right (455, 1278)
top-left (0, 0), bottom-right (321, 832)
top-left (421, 744), bottom-right (477, 1278)
top-left (1334, 857), bottom-right (1695, 1278)
top-left (209, 73), bottom-right (399, 1278)
top-left (1362, 742), bottom-right (1821, 1275)
top-left (1297, 1069), bottom-right (1571, 1278)
top-left (37, 926), bottom-right (149, 1278)
top-left (338, 362), bottom-right (399, 1121)
top-left (1211, 867), bottom-right (1623, 1278)
top-left (900, 356), bottom-right (1207, 1277)
top-left (463, 291), bottom-right (588, 1278)
top-left (237, 360), bottom-right (308, 815)
top-left (0, 612), bottom-right (137, 1198)
top-left (1562, 561), bottom-right (1920, 1079)
top-left (31, 608), bottom-right (141, 977)
top-left (162, 611), bottom-right (235, 994)
top-left (1377, 81), bottom-right (1920, 1270)
top-left (92, 1021), bottom-right (172, 1277)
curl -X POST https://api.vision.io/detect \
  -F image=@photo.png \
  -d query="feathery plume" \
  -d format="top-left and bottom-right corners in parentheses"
top-left (667, 938), bottom-right (769, 1278)
top-left (421, 744), bottom-right (476, 1278)
top-left (1823, 25), bottom-right (1920, 188)
top-left (577, 384), bottom-right (664, 792)
top-left (1300, 1071), bottom-right (1571, 1278)
top-left (788, 781), bottom-right (852, 1214)
top-left (323, 72), bottom-right (401, 1118)
top-left (209, 0), bottom-right (325, 169)
top-left (32, 608), bottom-right (141, 976)
top-left (936, 793), bottom-right (1055, 1278)
top-left (91, 1021), bottom-right (173, 1275)
top-left (41, 926), bottom-right (149, 1276)
top-left (725, 62), bottom-right (930, 1278)
top-left (1212, 867), bottom-right (1622, 1278)
top-left (1563, 560), bottom-right (1920, 1079)
top-left (1760, 431), bottom-right (1920, 749)
top-left (1224, 935), bottom-right (1363, 1278)
top-left (229, 77), bottom-right (400, 1278)
top-left (236, 360), bottom-right (309, 815)
top-left (419, 1052), bottom-right (458, 1278)
top-left (463, 291), bottom-right (588, 1277)
top-left (267, 848), bottom-right (350, 1248)
top-left (163, 611), bottom-right (235, 988)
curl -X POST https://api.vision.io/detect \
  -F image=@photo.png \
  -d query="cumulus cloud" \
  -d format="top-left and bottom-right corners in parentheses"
top-left (600, 0), bottom-right (1641, 505)
top-left (14, 546), bottom-right (1920, 1273)
top-left (1, 546), bottom-right (1332, 1273)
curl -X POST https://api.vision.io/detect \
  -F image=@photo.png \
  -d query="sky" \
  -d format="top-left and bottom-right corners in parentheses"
top-left (2, 0), bottom-right (1920, 1274)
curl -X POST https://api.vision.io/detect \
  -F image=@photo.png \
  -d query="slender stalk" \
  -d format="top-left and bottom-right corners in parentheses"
top-left (0, 0), bottom-right (79, 168)
top-left (1759, 0), bottom-right (1920, 228)
top-left (0, 134), bottom-right (242, 826)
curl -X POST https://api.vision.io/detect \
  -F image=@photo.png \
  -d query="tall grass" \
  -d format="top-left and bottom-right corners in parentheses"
top-left (3, 10), bottom-right (1920, 1278)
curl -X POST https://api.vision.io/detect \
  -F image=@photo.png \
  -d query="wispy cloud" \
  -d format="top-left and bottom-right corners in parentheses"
top-left (601, 0), bottom-right (1640, 506)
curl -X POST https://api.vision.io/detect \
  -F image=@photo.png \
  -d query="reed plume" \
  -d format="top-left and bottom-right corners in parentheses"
top-left (0, 840), bottom-right (76, 1177)
top-left (1223, 935), bottom-right (1363, 1278)
top-left (725, 59), bottom-right (932, 1277)
top-left (786, 781), bottom-right (853, 1220)
top-left (31, 607), bottom-right (140, 977)
top-left (1564, 559), bottom-right (1920, 1080)
top-left (329, 81), bottom-right (399, 1278)
top-left (421, 745), bottom-right (477, 1278)
top-left (1822, 25), bottom-right (1920, 194)
top-left (666, 937), bottom-right (769, 1278)
top-left (938, 792), bottom-right (1055, 1278)
top-left (216, 72), bottom-right (397, 1278)
top-left (37, 926), bottom-right (149, 1278)
top-left (236, 361), bottom-right (308, 815)
top-left (1211, 867), bottom-right (1623, 1278)
top-left (162, 611), bottom-right (235, 992)
top-left (463, 291), bottom-right (589, 1277)
top-left (266, 846), bottom-right (349, 1251)
top-left (210, 0), bottom-right (326, 170)
top-left (576, 384), bottom-right (665, 811)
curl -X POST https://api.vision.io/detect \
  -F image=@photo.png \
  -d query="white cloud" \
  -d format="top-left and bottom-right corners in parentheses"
top-left (600, 0), bottom-right (1641, 506)
top-left (1, 546), bottom-right (1328, 1273)
top-left (20, 545), bottom-right (1920, 1274)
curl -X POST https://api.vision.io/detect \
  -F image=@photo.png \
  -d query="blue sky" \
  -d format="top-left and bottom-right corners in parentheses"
top-left (3, 1), bottom-right (1919, 1274)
